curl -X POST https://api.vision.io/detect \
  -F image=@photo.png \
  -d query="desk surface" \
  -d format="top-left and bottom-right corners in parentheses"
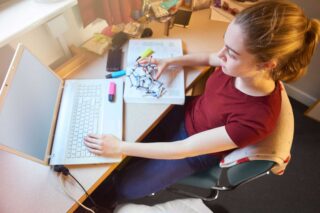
top-left (0, 9), bottom-right (228, 213)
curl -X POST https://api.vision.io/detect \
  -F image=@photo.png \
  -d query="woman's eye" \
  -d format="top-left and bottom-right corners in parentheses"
top-left (226, 49), bottom-right (236, 59)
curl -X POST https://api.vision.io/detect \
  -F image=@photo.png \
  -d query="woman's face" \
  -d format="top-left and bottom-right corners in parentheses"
top-left (217, 21), bottom-right (260, 78)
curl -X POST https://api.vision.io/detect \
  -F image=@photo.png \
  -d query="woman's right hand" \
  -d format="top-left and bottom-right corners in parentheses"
top-left (138, 57), bottom-right (170, 80)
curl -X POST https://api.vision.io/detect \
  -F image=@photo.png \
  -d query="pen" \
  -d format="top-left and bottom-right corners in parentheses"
top-left (105, 70), bottom-right (126, 79)
top-left (136, 48), bottom-right (154, 61)
top-left (108, 82), bottom-right (116, 102)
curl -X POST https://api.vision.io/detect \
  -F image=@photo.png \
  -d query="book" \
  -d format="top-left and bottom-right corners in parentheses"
top-left (124, 39), bottom-right (185, 105)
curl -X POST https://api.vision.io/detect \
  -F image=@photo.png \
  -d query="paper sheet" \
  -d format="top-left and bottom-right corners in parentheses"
top-left (124, 39), bottom-right (185, 105)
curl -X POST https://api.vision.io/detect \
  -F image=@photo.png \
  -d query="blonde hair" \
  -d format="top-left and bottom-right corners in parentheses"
top-left (235, 0), bottom-right (320, 82)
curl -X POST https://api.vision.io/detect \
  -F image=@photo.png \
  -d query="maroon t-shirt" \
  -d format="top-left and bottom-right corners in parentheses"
top-left (185, 68), bottom-right (281, 155)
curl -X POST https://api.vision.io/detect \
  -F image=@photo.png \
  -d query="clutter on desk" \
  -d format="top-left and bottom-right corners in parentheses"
top-left (106, 48), bottom-right (123, 72)
top-left (111, 32), bottom-right (129, 49)
top-left (78, 0), bottom-right (143, 27)
top-left (150, 1), bottom-right (170, 18)
top-left (101, 24), bottom-right (126, 37)
top-left (105, 70), bottom-right (126, 79)
top-left (191, 0), bottom-right (212, 11)
top-left (78, 0), bottom-right (145, 54)
top-left (81, 21), bottom-right (140, 56)
top-left (182, 0), bottom-right (211, 11)
top-left (143, 0), bottom-right (182, 20)
top-left (81, 33), bottom-right (112, 55)
top-left (108, 81), bottom-right (116, 102)
top-left (135, 48), bottom-right (154, 61)
top-left (123, 22), bottom-right (143, 37)
top-left (211, 0), bottom-right (260, 22)
top-left (111, 24), bottom-right (126, 34)
top-left (141, 28), bottom-right (153, 38)
top-left (173, 9), bottom-right (192, 27)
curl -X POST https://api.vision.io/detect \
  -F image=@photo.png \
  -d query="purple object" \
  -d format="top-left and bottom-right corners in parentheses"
top-left (214, 0), bottom-right (221, 8)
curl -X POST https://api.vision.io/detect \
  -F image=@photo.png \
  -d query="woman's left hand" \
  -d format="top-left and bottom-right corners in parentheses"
top-left (84, 134), bottom-right (122, 158)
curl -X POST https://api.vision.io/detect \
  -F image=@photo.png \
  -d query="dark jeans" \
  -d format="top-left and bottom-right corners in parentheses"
top-left (102, 98), bottom-right (219, 204)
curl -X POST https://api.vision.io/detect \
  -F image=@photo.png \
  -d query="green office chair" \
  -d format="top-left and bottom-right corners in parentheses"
top-left (167, 82), bottom-right (294, 201)
top-left (167, 160), bottom-right (275, 201)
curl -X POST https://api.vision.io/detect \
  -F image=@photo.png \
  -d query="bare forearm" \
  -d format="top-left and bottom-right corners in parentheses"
top-left (166, 53), bottom-right (220, 67)
top-left (119, 140), bottom-right (189, 159)
top-left (118, 126), bottom-right (237, 160)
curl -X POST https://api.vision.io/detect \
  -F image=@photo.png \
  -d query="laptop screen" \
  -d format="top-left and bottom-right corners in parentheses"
top-left (0, 44), bottom-right (62, 164)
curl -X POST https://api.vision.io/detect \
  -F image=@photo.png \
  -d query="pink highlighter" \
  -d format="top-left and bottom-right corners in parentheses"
top-left (108, 82), bottom-right (116, 102)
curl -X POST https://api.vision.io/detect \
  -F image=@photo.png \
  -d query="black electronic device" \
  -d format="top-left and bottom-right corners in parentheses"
top-left (106, 48), bottom-right (123, 72)
top-left (112, 32), bottom-right (129, 49)
top-left (174, 9), bottom-right (192, 27)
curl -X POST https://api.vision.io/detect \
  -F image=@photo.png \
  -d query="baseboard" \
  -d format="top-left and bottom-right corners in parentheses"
top-left (284, 83), bottom-right (317, 106)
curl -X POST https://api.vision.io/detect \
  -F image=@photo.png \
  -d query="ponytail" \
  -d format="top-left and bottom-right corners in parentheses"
top-left (235, 0), bottom-right (320, 82)
top-left (278, 19), bottom-right (320, 82)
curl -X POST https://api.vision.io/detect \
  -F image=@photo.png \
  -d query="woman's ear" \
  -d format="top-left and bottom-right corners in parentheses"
top-left (257, 59), bottom-right (278, 71)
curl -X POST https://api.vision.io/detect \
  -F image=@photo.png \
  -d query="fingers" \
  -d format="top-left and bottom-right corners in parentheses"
top-left (84, 134), bottom-right (119, 156)
top-left (137, 58), bottom-right (168, 80)
top-left (86, 146), bottom-right (103, 155)
top-left (87, 133), bottom-right (101, 139)
top-left (138, 59), bottom-right (148, 64)
top-left (155, 70), bottom-right (162, 80)
top-left (138, 57), bottom-right (157, 65)
top-left (155, 65), bottom-right (166, 79)
top-left (84, 139), bottom-right (101, 149)
top-left (84, 135), bottom-right (102, 154)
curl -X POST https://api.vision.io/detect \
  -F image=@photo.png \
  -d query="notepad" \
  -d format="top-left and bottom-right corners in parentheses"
top-left (124, 39), bottom-right (185, 105)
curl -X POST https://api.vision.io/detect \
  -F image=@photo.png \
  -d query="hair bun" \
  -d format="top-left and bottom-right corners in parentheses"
top-left (310, 19), bottom-right (320, 40)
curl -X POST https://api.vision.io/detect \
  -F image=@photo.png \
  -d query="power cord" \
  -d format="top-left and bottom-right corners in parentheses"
top-left (53, 165), bottom-right (97, 213)
top-left (59, 173), bottom-right (95, 213)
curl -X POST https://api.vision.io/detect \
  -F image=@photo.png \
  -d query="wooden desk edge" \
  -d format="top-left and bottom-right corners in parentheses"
top-left (54, 46), bottom-right (99, 79)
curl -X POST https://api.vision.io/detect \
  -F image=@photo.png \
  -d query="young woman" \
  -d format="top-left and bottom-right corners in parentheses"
top-left (84, 0), bottom-right (320, 205)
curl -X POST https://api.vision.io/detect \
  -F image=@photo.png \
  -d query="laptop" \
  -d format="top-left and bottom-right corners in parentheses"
top-left (0, 43), bottom-right (123, 165)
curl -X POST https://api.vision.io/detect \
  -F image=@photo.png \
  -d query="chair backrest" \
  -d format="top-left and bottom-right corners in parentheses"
top-left (179, 83), bottom-right (294, 190)
top-left (221, 83), bottom-right (294, 175)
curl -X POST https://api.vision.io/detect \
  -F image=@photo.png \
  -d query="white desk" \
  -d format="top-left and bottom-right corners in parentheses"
top-left (0, 9), bottom-right (228, 213)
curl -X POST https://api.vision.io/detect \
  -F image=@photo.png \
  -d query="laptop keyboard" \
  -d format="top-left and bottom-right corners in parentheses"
top-left (66, 84), bottom-right (103, 159)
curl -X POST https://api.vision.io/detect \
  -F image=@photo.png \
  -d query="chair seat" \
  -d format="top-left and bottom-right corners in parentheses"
top-left (177, 160), bottom-right (275, 189)
top-left (177, 165), bottom-right (222, 189)
top-left (227, 160), bottom-right (274, 186)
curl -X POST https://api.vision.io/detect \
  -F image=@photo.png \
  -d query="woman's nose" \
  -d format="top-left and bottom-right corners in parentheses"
top-left (217, 47), bottom-right (227, 62)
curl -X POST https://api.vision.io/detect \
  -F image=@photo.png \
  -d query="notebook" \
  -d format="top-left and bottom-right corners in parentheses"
top-left (0, 44), bottom-right (123, 165)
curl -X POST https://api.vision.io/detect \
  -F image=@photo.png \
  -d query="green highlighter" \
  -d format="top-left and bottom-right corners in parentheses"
top-left (136, 48), bottom-right (154, 61)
